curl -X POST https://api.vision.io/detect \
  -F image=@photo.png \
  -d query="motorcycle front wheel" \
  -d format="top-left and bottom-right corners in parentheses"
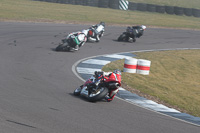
top-left (88, 87), bottom-right (108, 102)
top-left (117, 33), bottom-right (127, 41)
top-left (73, 86), bottom-right (82, 96)
top-left (55, 43), bottom-right (70, 51)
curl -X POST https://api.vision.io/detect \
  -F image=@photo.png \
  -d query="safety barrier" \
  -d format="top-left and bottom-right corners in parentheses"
top-left (136, 59), bottom-right (151, 75)
top-left (123, 58), bottom-right (138, 73)
top-left (119, 0), bottom-right (129, 11)
top-left (123, 58), bottom-right (151, 75)
top-left (34, 0), bottom-right (200, 18)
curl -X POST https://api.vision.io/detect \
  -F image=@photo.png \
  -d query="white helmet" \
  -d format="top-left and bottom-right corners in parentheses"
top-left (77, 34), bottom-right (85, 42)
top-left (141, 25), bottom-right (146, 30)
top-left (82, 29), bottom-right (88, 36)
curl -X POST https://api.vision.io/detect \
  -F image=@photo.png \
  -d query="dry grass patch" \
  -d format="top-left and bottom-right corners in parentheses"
top-left (102, 49), bottom-right (200, 117)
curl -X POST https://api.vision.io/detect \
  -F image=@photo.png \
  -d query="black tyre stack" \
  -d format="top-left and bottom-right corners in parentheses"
top-left (174, 6), bottom-right (184, 16)
top-left (183, 8), bottom-right (193, 16)
top-left (165, 6), bottom-right (174, 14)
top-left (57, 0), bottom-right (68, 4)
top-left (147, 4), bottom-right (156, 12)
top-left (137, 3), bottom-right (147, 12)
top-left (128, 2), bottom-right (137, 11)
top-left (68, 0), bottom-right (76, 5)
top-left (87, 0), bottom-right (99, 7)
top-left (109, 0), bottom-right (119, 9)
top-left (98, 0), bottom-right (109, 8)
top-left (156, 5), bottom-right (165, 13)
top-left (192, 9), bottom-right (200, 17)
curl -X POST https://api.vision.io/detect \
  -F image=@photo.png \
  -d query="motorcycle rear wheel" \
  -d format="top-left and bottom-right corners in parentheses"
top-left (88, 87), bottom-right (108, 102)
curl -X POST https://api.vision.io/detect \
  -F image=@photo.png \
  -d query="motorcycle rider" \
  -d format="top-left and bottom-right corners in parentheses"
top-left (88, 22), bottom-right (105, 42)
top-left (125, 25), bottom-right (146, 42)
top-left (65, 29), bottom-right (88, 51)
top-left (94, 69), bottom-right (121, 102)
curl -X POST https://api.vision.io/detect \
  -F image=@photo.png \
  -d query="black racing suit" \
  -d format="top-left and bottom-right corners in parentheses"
top-left (126, 26), bottom-right (144, 42)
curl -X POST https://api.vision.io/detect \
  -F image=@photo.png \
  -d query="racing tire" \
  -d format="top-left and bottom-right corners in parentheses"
top-left (55, 43), bottom-right (70, 51)
top-left (88, 87), bottom-right (108, 102)
top-left (73, 87), bottom-right (82, 96)
top-left (183, 8), bottom-right (192, 16)
top-left (118, 33), bottom-right (127, 41)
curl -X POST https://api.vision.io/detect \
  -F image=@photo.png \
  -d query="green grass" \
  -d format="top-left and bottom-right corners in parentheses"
top-left (102, 50), bottom-right (200, 117)
top-left (129, 0), bottom-right (200, 9)
top-left (0, 0), bottom-right (200, 29)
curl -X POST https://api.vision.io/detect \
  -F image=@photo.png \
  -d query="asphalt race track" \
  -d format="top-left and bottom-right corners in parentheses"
top-left (0, 22), bottom-right (200, 133)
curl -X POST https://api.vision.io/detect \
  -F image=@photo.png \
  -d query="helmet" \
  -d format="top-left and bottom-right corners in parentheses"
top-left (82, 29), bottom-right (88, 36)
top-left (100, 22), bottom-right (105, 27)
top-left (113, 69), bottom-right (121, 75)
top-left (141, 25), bottom-right (146, 30)
top-left (77, 34), bottom-right (85, 42)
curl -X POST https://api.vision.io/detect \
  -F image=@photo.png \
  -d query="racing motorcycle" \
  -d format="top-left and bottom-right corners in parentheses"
top-left (55, 34), bottom-right (81, 52)
top-left (118, 26), bottom-right (146, 43)
top-left (117, 27), bottom-right (136, 43)
top-left (87, 22), bottom-right (105, 42)
top-left (73, 72), bottom-right (121, 102)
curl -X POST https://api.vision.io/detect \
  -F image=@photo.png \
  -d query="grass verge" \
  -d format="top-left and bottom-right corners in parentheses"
top-left (0, 0), bottom-right (200, 29)
top-left (102, 49), bottom-right (200, 117)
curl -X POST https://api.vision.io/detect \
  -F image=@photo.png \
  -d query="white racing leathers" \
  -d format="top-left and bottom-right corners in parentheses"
top-left (88, 24), bottom-right (105, 42)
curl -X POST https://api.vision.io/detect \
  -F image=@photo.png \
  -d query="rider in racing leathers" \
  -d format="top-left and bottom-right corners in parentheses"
top-left (88, 22), bottom-right (105, 42)
top-left (65, 29), bottom-right (88, 51)
top-left (94, 69), bottom-right (121, 102)
top-left (126, 25), bottom-right (146, 42)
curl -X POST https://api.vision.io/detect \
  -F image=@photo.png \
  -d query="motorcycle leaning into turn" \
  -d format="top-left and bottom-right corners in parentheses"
top-left (118, 25), bottom-right (146, 43)
top-left (87, 22), bottom-right (105, 43)
top-left (55, 30), bottom-right (88, 52)
top-left (73, 70), bottom-right (121, 102)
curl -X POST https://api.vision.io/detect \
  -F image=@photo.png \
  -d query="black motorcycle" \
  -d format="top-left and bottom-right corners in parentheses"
top-left (118, 26), bottom-right (145, 43)
top-left (118, 27), bottom-right (136, 43)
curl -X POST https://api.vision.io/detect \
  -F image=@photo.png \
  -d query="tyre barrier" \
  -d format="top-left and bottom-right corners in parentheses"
top-left (35, 0), bottom-right (200, 18)
top-left (58, 0), bottom-right (69, 4)
top-left (98, 0), bottom-right (109, 8)
top-left (119, 0), bottom-right (129, 10)
top-left (75, 0), bottom-right (86, 6)
top-left (165, 6), bottom-right (174, 14)
top-left (174, 6), bottom-right (184, 16)
top-left (128, 2), bottom-right (137, 11)
top-left (109, 0), bottom-right (119, 9)
top-left (69, 0), bottom-right (76, 5)
top-left (192, 9), bottom-right (200, 17)
top-left (147, 4), bottom-right (156, 12)
top-left (87, 0), bottom-right (99, 7)
top-left (137, 3), bottom-right (147, 12)
top-left (156, 5), bottom-right (165, 13)
top-left (183, 8), bottom-right (193, 16)
top-left (123, 58), bottom-right (151, 75)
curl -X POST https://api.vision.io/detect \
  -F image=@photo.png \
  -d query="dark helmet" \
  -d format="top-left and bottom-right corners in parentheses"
top-left (113, 69), bottom-right (121, 75)
top-left (100, 22), bottom-right (105, 27)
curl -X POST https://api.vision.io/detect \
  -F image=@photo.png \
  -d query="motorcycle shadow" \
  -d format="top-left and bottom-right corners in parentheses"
top-left (113, 39), bottom-right (134, 43)
top-left (69, 93), bottom-right (107, 103)
top-left (51, 48), bottom-right (75, 52)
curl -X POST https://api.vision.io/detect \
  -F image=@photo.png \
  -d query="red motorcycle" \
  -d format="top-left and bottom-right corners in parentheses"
top-left (73, 70), bottom-right (121, 102)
